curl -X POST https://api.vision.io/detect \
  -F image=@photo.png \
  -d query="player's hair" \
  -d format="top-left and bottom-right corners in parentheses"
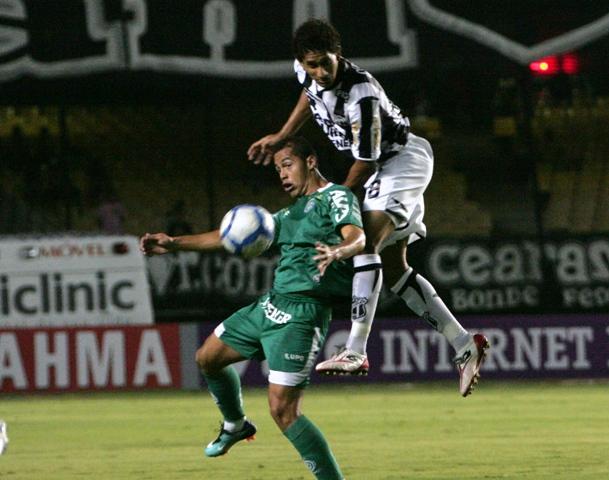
top-left (274, 135), bottom-right (318, 162)
top-left (292, 19), bottom-right (342, 61)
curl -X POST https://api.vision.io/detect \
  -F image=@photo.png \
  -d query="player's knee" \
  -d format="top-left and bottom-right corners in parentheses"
top-left (194, 346), bottom-right (206, 369)
top-left (363, 240), bottom-right (378, 254)
top-left (195, 346), bottom-right (216, 374)
top-left (362, 226), bottom-right (390, 254)
top-left (363, 234), bottom-right (383, 253)
top-left (268, 398), bottom-right (298, 430)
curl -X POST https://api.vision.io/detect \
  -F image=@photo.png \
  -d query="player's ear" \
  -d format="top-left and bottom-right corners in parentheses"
top-left (306, 155), bottom-right (318, 170)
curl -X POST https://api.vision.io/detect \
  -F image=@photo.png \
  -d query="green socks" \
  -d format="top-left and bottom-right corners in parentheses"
top-left (202, 366), bottom-right (244, 422)
top-left (284, 415), bottom-right (344, 480)
top-left (203, 369), bottom-right (343, 479)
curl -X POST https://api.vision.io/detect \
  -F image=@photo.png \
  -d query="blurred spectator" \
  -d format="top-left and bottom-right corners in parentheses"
top-left (165, 199), bottom-right (193, 236)
top-left (97, 190), bottom-right (126, 234)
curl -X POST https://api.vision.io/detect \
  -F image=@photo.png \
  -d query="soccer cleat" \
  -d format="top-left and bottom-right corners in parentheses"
top-left (454, 333), bottom-right (490, 397)
top-left (0, 420), bottom-right (8, 455)
top-left (315, 347), bottom-right (369, 376)
top-left (204, 420), bottom-right (257, 457)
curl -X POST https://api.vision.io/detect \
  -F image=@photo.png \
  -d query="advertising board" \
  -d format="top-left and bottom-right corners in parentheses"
top-left (0, 236), bottom-right (153, 327)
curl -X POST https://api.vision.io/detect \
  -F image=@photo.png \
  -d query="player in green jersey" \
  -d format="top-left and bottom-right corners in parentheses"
top-left (140, 136), bottom-right (364, 480)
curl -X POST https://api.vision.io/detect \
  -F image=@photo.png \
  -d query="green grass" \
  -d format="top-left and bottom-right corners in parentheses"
top-left (1, 381), bottom-right (608, 479)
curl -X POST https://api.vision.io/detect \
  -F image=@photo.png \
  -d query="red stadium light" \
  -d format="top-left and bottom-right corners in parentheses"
top-left (529, 56), bottom-right (559, 75)
top-left (561, 53), bottom-right (580, 75)
top-left (529, 53), bottom-right (580, 76)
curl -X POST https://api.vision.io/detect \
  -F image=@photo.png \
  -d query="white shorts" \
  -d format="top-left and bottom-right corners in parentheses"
top-left (362, 133), bottom-right (433, 250)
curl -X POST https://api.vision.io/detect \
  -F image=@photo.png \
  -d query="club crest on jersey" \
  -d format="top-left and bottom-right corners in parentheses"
top-left (304, 198), bottom-right (316, 213)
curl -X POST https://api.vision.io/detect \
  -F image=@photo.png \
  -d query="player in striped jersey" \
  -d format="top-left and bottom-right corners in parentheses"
top-left (247, 19), bottom-right (489, 397)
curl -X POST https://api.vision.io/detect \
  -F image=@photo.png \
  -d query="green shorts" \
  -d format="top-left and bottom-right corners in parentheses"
top-left (214, 291), bottom-right (332, 387)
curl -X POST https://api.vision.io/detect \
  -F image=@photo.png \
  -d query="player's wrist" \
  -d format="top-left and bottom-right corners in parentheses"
top-left (165, 236), bottom-right (178, 251)
top-left (331, 246), bottom-right (344, 261)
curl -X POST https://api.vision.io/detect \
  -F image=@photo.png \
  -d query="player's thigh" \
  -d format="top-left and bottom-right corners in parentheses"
top-left (261, 296), bottom-right (332, 388)
top-left (213, 295), bottom-right (269, 363)
top-left (362, 134), bottom-right (433, 225)
top-left (362, 209), bottom-right (396, 251)
top-left (196, 333), bottom-right (246, 373)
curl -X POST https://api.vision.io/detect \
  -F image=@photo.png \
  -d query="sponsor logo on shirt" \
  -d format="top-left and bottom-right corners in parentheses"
top-left (260, 297), bottom-right (292, 324)
top-left (284, 352), bottom-right (305, 362)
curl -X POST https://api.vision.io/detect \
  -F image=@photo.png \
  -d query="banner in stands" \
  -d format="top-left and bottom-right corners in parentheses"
top-left (196, 314), bottom-right (609, 386)
top-left (146, 251), bottom-right (279, 320)
top-left (409, 0), bottom-right (609, 64)
top-left (0, 236), bottom-right (153, 327)
top-left (0, 324), bottom-right (181, 392)
top-left (146, 235), bottom-right (609, 319)
top-left (0, 0), bottom-right (417, 82)
top-left (410, 236), bottom-right (609, 314)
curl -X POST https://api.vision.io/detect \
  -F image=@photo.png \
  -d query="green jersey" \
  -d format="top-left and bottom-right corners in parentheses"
top-left (271, 183), bottom-right (362, 300)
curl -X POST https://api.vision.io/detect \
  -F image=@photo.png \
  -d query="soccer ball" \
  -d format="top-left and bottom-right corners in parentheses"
top-left (220, 204), bottom-right (275, 258)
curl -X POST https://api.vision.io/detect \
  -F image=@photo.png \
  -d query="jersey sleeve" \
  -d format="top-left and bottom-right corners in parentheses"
top-left (327, 187), bottom-right (363, 230)
top-left (347, 83), bottom-right (382, 161)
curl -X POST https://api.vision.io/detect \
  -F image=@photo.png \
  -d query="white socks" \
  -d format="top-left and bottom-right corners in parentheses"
top-left (391, 267), bottom-right (470, 352)
top-left (346, 254), bottom-right (383, 355)
top-left (345, 259), bottom-right (469, 356)
top-left (223, 417), bottom-right (245, 433)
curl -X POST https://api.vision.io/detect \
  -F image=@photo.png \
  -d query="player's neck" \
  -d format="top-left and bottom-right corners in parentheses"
top-left (303, 175), bottom-right (328, 196)
top-left (327, 57), bottom-right (345, 89)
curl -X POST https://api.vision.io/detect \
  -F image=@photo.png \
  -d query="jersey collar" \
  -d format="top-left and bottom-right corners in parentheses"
top-left (317, 182), bottom-right (334, 192)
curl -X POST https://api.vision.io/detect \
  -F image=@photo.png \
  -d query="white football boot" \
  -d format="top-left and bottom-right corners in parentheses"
top-left (454, 334), bottom-right (490, 397)
top-left (315, 347), bottom-right (369, 376)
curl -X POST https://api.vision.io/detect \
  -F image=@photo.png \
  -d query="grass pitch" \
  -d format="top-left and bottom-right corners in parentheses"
top-left (1, 381), bottom-right (608, 479)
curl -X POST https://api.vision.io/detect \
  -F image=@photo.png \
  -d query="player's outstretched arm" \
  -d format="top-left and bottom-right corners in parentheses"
top-left (247, 90), bottom-right (312, 166)
top-left (140, 231), bottom-right (223, 256)
top-left (313, 224), bottom-right (365, 276)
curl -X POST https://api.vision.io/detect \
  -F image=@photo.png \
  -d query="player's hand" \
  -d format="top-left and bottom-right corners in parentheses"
top-left (247, 133), bottom-right (283, 166)
top-left (313, 242), bottom-right (343, 277)
top-left (139, 232), bottom-right (176, 256)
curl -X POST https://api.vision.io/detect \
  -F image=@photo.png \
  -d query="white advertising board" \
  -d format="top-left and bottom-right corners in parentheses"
top-left (0, 236), bottom-right (153, 328)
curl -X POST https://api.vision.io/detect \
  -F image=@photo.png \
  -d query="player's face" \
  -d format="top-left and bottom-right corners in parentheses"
top-left (299, 51), bottom-right (339, 88)
top-left (274, 147), bottom-right (313, 198)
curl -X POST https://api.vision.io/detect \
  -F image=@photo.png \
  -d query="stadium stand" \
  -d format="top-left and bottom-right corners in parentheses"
top-left (534, 97), bottom-right (609, 233)
top-left (8, 102), bottom-right (609, 237)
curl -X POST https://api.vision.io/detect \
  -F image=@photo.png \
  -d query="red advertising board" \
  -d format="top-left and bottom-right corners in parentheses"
top-left (0, 325), bottom-right (181, 393)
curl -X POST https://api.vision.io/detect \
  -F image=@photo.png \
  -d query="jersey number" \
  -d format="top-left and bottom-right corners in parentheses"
top-left (367, 179), bottom-right (381, 199)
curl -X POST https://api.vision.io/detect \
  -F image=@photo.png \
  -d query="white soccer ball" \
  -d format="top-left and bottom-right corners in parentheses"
top-left (220, 204), bottom-right (275, 258)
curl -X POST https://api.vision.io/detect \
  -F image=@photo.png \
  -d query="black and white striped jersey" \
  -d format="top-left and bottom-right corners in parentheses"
top-left (294, 58), bottom-right (410, 161)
